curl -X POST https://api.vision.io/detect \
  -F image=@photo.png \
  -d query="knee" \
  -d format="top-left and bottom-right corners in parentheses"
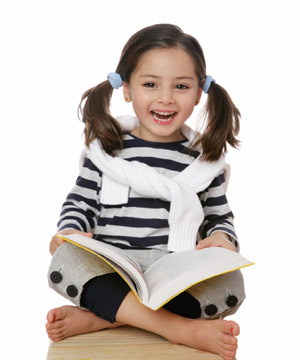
top-left (188, 270), bottom-right (245, 319)
top-left (48, 242), bottom-right (114, 307)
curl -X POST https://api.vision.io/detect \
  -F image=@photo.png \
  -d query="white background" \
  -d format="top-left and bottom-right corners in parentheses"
top-left (1, 0), bottom-right (299, 358)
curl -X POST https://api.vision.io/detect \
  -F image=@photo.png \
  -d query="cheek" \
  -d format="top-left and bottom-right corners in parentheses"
top-left (182, 98), bottom-right (198, 115)
top-left (132, 92), bottom-right (151, 109)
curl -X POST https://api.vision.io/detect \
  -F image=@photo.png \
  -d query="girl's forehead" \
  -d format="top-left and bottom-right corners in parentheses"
top-left (134, 47), bottom-right (197, 76)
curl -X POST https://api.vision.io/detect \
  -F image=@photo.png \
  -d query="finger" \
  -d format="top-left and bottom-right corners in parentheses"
top-left (49, 235), bottom-right (65, 255)
top-left (83, 232), bottom-right (93, 238)
top-left (49, 242), bottom-right (57, 256)
top-left (49, 236), bottom-right (56, 255)
top-left (196, 238), bottom-right (212, 249)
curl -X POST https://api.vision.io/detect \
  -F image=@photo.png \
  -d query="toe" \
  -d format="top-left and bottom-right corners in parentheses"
top-left (47, 309), bottom-right (58, 323)
top-left (228, 333), bottom-right (238, 346)
top-left (49, 333), bottom-right (63, 342)
top-left (224, 320), bottom-right (240, 336)
top-left (48, 327), bottom-right (66, 342)
top-left (223, 353), bottom-right (236, 360)
top-left (222, 346), bottom-right (237, 360)
top-left (47, 319), bottom-right (65, 331)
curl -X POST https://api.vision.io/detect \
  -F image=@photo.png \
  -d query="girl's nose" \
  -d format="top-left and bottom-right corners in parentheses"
top-left (157, 88), bottom-right (175, 104)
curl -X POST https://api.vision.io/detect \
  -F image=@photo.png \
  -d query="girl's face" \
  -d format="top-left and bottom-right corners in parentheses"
top-left (123, 47), bottom-right (202, 143)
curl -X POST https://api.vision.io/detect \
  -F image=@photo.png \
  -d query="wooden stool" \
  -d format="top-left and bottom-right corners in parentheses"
top-left (47, 326), bottom-right (226, 359)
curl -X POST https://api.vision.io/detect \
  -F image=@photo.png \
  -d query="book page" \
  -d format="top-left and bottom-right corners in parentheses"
top-left (59, 233), bottom-right (149, 303)
top-left (144, 247), bottom-right (254, 310)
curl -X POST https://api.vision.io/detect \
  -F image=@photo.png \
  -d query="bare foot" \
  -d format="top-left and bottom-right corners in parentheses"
top-left (175, 318), bottom-right (239, 360)
top-left (46, 305), bottom-right (122, 342)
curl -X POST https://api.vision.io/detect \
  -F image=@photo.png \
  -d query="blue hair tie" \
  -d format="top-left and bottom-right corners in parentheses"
top-left (203, 75), bottom-right (215, 93)
top-left (107, 72), bottom-right (123, 89)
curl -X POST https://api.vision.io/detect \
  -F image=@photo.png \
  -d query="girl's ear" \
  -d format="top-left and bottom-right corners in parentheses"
top-left (195, 88), bottom-right (202, 106)
top-left (123, 82), bottom-right (131, 102)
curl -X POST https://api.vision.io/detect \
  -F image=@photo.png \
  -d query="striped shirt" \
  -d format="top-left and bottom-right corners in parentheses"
top-left (58, 133), bottom-right (238, 250)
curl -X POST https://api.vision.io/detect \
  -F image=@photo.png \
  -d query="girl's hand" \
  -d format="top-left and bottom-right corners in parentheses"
top-left (196, 231), bottom-right (238, 252)
top-left (49, 229), bottom-right (93, 255)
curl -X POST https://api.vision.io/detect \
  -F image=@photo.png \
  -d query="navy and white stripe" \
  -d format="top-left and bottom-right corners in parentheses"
top-left (58, 133), bottom-right (238, 250)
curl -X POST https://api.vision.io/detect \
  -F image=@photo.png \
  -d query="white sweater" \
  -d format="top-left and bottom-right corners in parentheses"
top-left (81, 116), bottom-right (229, 252)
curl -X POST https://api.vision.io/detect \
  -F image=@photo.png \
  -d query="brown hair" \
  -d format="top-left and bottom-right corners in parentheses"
top-left (78, 24), bottom-right (240, 161)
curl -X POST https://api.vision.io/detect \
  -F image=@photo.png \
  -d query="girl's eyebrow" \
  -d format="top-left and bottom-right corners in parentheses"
top-left (139, 74), bottom-right (195, 80)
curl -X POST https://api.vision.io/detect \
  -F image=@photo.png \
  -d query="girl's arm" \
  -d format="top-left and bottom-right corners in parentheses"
top-left (197, 171), bottom-right (239, 252)
top-left (50, 156), bottom-right (102, 255)
top-left (57, 156), bottom-right (102, 232)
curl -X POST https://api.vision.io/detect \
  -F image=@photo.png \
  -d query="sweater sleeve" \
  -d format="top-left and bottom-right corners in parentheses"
top-left (57, 157), bottom-right (102, 233)
top-left (198, 171), bottom-right (239, 249)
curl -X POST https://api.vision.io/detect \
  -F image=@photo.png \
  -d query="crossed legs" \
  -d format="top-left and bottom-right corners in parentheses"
top-left (46, 290), bottom-right (239, 360)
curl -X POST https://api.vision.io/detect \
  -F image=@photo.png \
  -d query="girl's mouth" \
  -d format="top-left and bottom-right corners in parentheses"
top-left (151, 111), bottom-right (177, 125)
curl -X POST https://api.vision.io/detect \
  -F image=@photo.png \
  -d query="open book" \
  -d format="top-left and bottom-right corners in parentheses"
top-left (58, 233), bottom-right (254, 311)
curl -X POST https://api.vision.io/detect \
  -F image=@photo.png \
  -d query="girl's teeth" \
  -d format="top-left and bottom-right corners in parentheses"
top-left (152, 111), bottom-right (175, 121)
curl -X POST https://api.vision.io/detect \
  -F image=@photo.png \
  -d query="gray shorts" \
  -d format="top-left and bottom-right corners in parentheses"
top-left (48, 242), bottom-right (245, 319)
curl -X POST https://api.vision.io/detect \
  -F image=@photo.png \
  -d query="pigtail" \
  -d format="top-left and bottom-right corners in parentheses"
top-left (196, 82), bottom-right (241, 161)
top-left (78, 80), bottom-right (123, 155)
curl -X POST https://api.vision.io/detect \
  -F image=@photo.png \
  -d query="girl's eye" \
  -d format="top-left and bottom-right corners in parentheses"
top-left (143, 83), bottom-right (156, 88)
top-left (175, 84), bottom-right (189, 90)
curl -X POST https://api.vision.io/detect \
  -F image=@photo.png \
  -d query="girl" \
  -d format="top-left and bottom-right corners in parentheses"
top-left (46, 24), bottom-right (244, 360)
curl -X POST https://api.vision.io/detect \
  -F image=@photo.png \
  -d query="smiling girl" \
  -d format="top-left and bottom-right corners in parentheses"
top-left (46, 24), bottom-right (243, 360)
top-left (124, 47), bottom-right (201, 143)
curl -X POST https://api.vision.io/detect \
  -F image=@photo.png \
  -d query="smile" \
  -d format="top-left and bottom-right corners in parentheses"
top-left (151, 111), bottom-right (177, 124)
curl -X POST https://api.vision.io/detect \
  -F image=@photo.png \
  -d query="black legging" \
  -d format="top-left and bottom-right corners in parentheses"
top-left (80, 273), bottom-right (201, 323)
